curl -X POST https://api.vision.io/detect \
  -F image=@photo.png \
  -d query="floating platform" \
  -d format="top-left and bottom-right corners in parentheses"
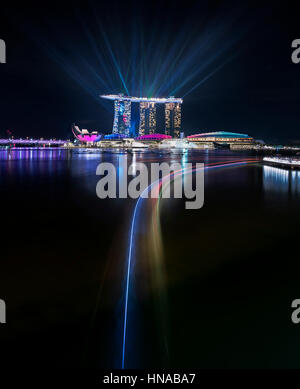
top-left (263, 156), bottom-right (300, 169)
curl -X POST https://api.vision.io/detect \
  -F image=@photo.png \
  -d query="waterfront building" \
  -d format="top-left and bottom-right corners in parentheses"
top-left (112, 99), bottom-right (131, 136)
top-left (135, 133), bottom-right (172, 141)
top-left (72, 124), bottom-right (101, 143)
top-left (139, 102), bottom-right (156, 136)
top-left (187, 131), bottom-right (257, 149)
top-left (101, 94), bottom-right (182, 137)
top-left (165, 102), bottom-right (181, 137)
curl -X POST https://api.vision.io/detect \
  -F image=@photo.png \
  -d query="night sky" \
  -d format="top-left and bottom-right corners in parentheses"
top-left (0, 0), bottom-right (299, 143)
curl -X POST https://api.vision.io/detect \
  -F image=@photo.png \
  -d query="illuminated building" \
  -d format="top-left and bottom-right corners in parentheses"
top-left (112, 99), bottom-right (131, 136)
top-left (72, 124), bottom-right (101, 143)
top-left (139, 102), bottom-right (146, 136)
top-left (104, 133), bottom-right (127, 140)
top-left (187, 131), bottom-right (257, 149)
top-left (135, 133), bottom-right (172, 141)
top-left (101, 94), bottom-right (182, 138)
top-left (138, 102), bottom-right (156, 135)
top-left (149, 103), bottom-right (156, 134)
top-left (165, 102), bottom-right (181, 137)
top-left (165, 103), bottom-right (172, 136)
top-left (173, 103), bottom-right (181, 137)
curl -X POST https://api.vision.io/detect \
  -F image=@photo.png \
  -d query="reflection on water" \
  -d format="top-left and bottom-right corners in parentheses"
top-left (0, 148), bottom-right (68, 160)
top-left (1, 148), bottom-right (300, 367)
top-left (263, 165), bottom-right (300, 199)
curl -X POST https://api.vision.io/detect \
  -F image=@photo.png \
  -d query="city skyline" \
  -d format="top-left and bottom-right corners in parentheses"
top-left (0, 1), bottom-right (299, 143)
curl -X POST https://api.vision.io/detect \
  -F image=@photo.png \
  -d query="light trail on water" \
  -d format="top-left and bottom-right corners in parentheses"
top-left (121, 157), bottom-right (259, 369)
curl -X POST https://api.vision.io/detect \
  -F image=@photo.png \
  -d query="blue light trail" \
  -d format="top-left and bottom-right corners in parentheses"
top-left (121, 159), bottom-right (256, 369)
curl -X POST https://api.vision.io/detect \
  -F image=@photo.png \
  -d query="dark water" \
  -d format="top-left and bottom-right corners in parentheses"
top-left (0, 148), bottom-right (299, 368)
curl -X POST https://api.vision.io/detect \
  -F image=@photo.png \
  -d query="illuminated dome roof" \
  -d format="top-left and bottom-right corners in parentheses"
top-left (187, 131), bottom-right (251, 139)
